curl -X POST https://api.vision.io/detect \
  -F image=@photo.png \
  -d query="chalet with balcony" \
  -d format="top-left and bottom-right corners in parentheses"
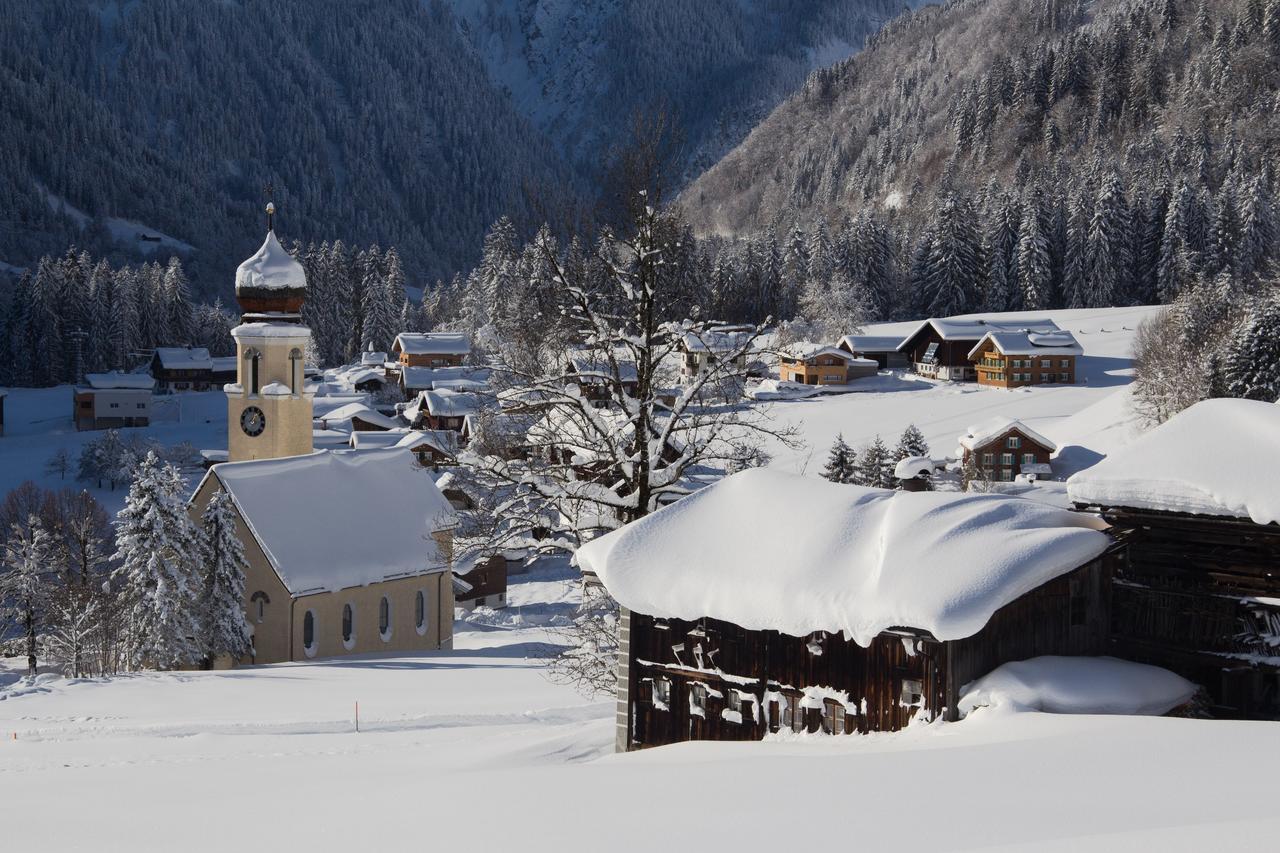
top-left (1068, 398), bottom-right (1280, 720)
top-left (679, 326), bottom-right (752, 380)
top-left (74, 372), bottom-right (154, 430)
top-left (778, 343), bottom-right (877, 386)
top-left (958, 417), bottom-right (1056, 482)
top-left (897, 317), bottom-right (1061, 381)
top-left (578, 468), bottom-right (1115, 751)
top-left (391, 332), bottom-right (470, 368)
top-left (969, 330), bottom-right (1081, 388)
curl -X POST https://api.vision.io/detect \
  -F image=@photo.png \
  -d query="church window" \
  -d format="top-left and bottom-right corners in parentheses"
top-left (415, 591), bottom-right (427, 635)
top-left (251, 591), bottom-right (270, 623)
top-left (342, 603), bottom-right (354, 647)
top-left (244, 348), bottom-right (262, 395)
top-left (303, 610), bottom-right (316, 656)
top-left (288, 348), bottom-right (303, 393)
top-left (379, 596), bottom-right (392, 641)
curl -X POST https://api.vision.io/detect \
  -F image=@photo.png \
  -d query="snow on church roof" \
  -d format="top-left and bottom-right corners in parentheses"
top-left (235, 231), bottom-right (307, 293)
top-left (1067, 398), bottom-right (1280, 524)
top-left (208, 448), bottom-right (456, 595)
top-left (577, 468), bottom-right (1109, 646)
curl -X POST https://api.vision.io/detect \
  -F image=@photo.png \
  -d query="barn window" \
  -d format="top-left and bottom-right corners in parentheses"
top-left (689, 683), bottom-right (708, 716)
top-left (302, 610), bottom-right (316, 656)
top-left (379, 596), bottom-right (392, 641)
top-left (342, 604), bottom-right (354, 647)
top-left (781, 695), bottom-right (804, 732)
top-left (415, 590), bottom-right (427, 635)
top-left (901, 679), bottom-right (923, 706)
top-left (822, 701), bottom-right (847, 734)
top-left (654, 677), bottom-right (671, 709)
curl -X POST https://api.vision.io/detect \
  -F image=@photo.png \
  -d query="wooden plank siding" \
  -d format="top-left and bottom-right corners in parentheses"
top-left (1094, 508), bottom-right (1280, 718)
top-left (620, 554), bottom-right (1116, 750)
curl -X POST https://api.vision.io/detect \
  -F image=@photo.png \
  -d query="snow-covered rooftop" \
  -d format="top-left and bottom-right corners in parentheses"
top-left (83, 372), bottom-right (156, 391)
top-left (393, 332), bottom-right (470, 356)
top-left (400, 365), bottom-right (483, 391)
top-left (360, 350), bottom-right (388, 366)
top-left (314, 403), bottom-right (401, 430)
top-left (208, 448), bottom-right (456, 595)
top-left (154, 347), bottom-right (214, 370)
top-left (837, 334), bottom-right (904, 352)
top-left (958, 416), bottom-right (1057, 452)
top-left (235, 231), bottom-right (307, 293)
top-left (680, 329), bottom-right (752, 353)
top-left (567, 352), bottom-right (639, 383)
top-left (576, 469), bottom-right (1109, 645)
top-left (420, 389), bottom-right (482, 418)
top-left (967, 330), bottom-right (1083, 359)
top-left (780, 342), bottom-right (868, 363)
top-left (1067, 398), bottom-right (1280, 524)
top-left (897, 317), bottom-right (1060, 349)
top-left (893, 456), bottom-right (938, 480)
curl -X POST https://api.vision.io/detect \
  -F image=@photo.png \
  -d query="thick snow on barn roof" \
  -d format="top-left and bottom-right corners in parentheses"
top-left (154, 347), bottom-right (214, 370)
top-left (680, 328), bottom-right (753, 353)
top-left (967, 330), bottom-right (1083, 359)
top-left (208, 448), bottom-right (456, 595)
top-left (838, 334), bottom-right (903, 352)
top-left (576, 468), bottom-right (1108, 645)
top-left (84, 372), bottom-right (155, 390)
top-left (780, 342), bottom-right (869, 363)
top-left (235, 231), bottom-right (306, 292)
top-left (393, 332), bottom-right (470, 356)
top-left (315, 403), bottom-right (401, 430)
top-left (1067, 398), bottom-right (1280, 524)
top-left (896, 317), bottom-right (1060, 349)
top-left (958, 416), bottom-right (1057, 452)
top-left (420, 389), bottom-right (482, 418)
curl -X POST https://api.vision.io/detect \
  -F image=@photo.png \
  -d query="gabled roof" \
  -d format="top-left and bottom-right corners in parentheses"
top-left (399, 365), bottom-right (481, 391)
top-left (1067, 398), bottom-right (1280, 524)
top-left (419, 389), bottom-right (482, 418)
top-left (576, 468), bottom-right (1109, 645)
top-left (314, 403), bottom-right (402, 430)
top-left (780, 342), bottom-right (872, 364)
top-left (567, 352), bottom-right (640, 383)
top-left (958, 416), bottom-right (1057, 452)
top-left (967, 330), bottom-right (1082, 359)
top-left (154, 347), bottom-right (214, 370)
top-left (896, 317), bottom-right (1061, 351)
top-left (83, 372), bottom-right (155, 391)
top-left (680, 328), bottom-right (753, 353)
top-left (206, 448), bottom-right (456, 595)
top-left (838, 334), bottom-right (905, 352)
top-left (393, 332), bottom-right (471, 357)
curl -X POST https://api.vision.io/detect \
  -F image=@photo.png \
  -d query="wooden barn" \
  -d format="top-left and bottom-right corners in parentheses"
top-left (1069, 398), bottom-right (1280, 719)
top-left (896, 317), bottom-right (1061, 382)
top-left (578, 468), bottom-right (1115, 752)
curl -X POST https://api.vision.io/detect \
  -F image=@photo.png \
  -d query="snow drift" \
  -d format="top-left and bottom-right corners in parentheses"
top-left (959, 656), bottom-right (1197, 716)
top-left (576, 468), bottom-right (1110, 645)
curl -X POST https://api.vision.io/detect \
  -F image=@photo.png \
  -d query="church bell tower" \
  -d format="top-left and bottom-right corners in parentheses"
top-left (227, 200), bottom-right (313, 463)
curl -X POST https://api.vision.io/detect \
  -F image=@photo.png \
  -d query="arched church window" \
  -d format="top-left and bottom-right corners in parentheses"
top-left (379, 596), bottom-right (392, 641)
top-left (303, 609), bottom-right (316, 655)
top-left (244, 348), bottom-right (262, 395)
top-left (342, 603), bottom-right (354, 647)
top-left (289, 347), bottom-right (303, 393)
top-left (250, 590), bottom-right (270, 623)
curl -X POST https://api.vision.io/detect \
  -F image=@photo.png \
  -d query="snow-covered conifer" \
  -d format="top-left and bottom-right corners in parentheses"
top-left (198, 490), bottom-right (251, 665)
top-left (821, 434), bottom-right (856, 484)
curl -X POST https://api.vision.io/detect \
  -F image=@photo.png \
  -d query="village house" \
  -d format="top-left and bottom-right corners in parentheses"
top-left (578, 469), bottom-right (1115, 751)
top-left (314, 402), bottom-right (403, 432)
top-left (392, 332), bottom-right (470, 368)
top-left (406, 388), bottom-right (482, 435)
top-left (837, 334), bottom-right (910, 369)
top-left (778, 343), bottom-right (878, 385)
top-left (678, 326), bottom-right (752, 381)
top-left (191, 448), bottom-right (458, 664)
top-left (453, 553), bottom-right (509, 610)
top-left (348, 428), bottom-right (458, 466)
top-left (968, 329), bottom-right (1081, 388)
top-left (958, 416), bottom-right (1057, 482)
top-left (149, 347), bottom-right (235, 392)
top-left (74, 372), bottom-right (154, 430)
top-left (897, 317), bottom-right (1062, 381)
top-left (1068, 398), bottom-right (1280, 720)
top-left (565, 350), bottom-right (639, 404)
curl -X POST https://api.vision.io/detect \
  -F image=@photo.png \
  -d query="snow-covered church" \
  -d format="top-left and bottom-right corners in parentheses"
top-left (190, 216), bottom-right (458, 664)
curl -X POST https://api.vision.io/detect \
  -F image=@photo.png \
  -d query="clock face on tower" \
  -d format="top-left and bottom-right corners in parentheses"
top-left (240, 406), bottom-right (267, 437)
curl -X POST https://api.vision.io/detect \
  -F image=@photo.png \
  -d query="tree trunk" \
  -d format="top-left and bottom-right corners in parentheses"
top-left (25, 610), bottom-right (37, 676)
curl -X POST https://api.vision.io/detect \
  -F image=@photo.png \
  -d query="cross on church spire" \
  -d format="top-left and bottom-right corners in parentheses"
top-left (264, 182), bottom-right (276, 232)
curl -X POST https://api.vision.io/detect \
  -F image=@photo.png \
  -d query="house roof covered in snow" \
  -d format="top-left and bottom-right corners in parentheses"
top-left (399, 365), bottom-right (484, 392)
top-left (1067, 398), bottom-right (1280, 524)
top-left (838, 334), bottom-right (905, 352)
top-left (360, 350), bottom-right (388, 366)
top-left (154, 347), bottom-right (214, 370)
top-left (680, 329), bottom-right (753, 353)
top-left (235, 231), bottom-right (306, 293)
top-left (780, 343), bottom-right (869, 363)
top-left (893, 456), bottom-right (939, 480)
top-left (314, 403), bottom-right (401, 430)
top-left (966, 330), bottom-right (1083, 359)
top-left (419, 389), bottom-right (482, 418)
top-left (83, 372), bottom-right (156, 391)
top-left (349, 429), bottom-right (412, 450)
top-left (207, 448), bottom-right (456, 595)
top-left (958, 416), bottom-right (1057, 453)
top-left (896, 317), bottom-right (1061, 350)
top-left (392, 332), bottom-right (470, 357)
top-left (577, 469), bottom-right (1109, 645)
top-left (567, 352), bottom-right (639, 383)
top-left (395, 429), bottom-right (458, 455)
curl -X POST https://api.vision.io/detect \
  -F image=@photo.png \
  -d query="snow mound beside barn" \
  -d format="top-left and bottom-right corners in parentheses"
top-left (1067, 398), bottom-right (1280, 524)
top-left (959, 656), bottom-right (1197, 717)
top-left (576, 468), bottom-right (1109, 646)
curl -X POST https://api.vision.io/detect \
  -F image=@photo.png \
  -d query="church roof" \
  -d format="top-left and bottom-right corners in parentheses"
top-left (235, 231), bottom-right (307, 294)
top-left (205, 448), bottom-right (456, 595)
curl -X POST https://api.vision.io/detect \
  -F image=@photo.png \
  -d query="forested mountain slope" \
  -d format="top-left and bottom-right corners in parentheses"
top-left (0, 0), bottom-right (570, 297)
top-left (682, 0), bottom-right (1280, 239)
top-left (449, 0), bottom-right (915, 182)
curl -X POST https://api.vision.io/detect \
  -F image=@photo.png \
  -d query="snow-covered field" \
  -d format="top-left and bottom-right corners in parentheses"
top-left (11, 303), bottom-right (1275, 851)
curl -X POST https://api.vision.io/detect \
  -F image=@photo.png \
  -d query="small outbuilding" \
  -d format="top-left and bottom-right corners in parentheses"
top-left (74, 373), bottom-right (154, 430)
top-left (579, 469), bottom-right (1115, 751)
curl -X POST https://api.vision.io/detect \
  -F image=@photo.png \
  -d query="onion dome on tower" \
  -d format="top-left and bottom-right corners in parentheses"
top-left (234, 201), bottom-right (308, 321)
